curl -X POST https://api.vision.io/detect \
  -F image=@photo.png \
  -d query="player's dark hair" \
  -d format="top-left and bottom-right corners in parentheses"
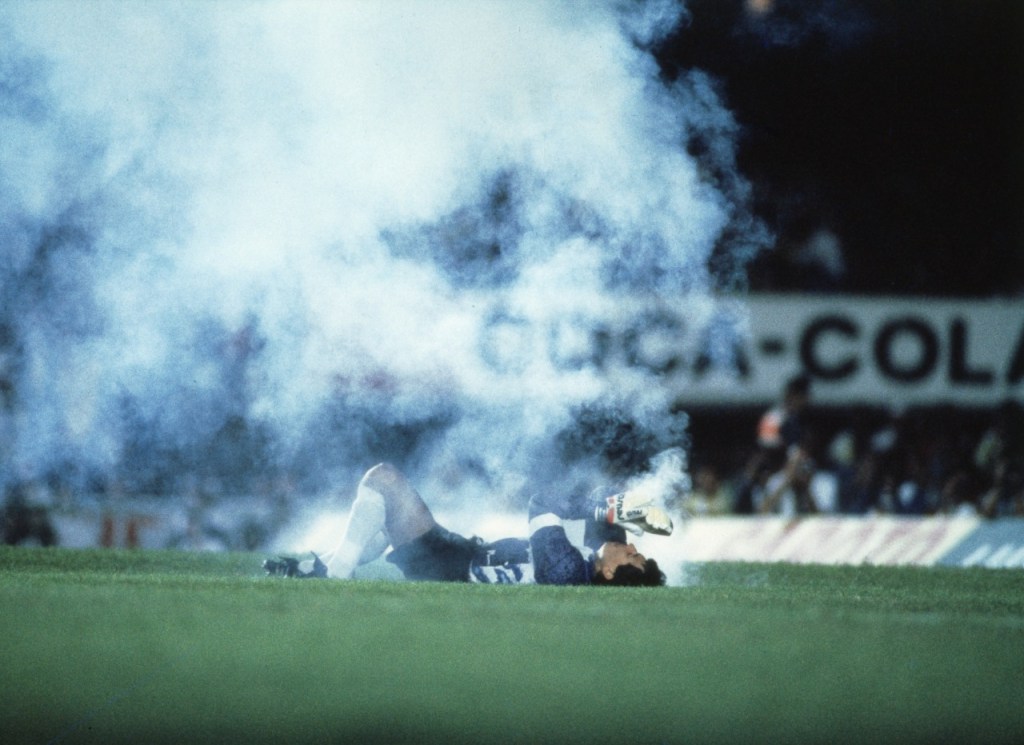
top-left (592, 558), bottom-right (666, 587)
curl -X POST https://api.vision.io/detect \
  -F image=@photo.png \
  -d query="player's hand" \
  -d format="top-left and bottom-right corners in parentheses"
top-left (595, 491), bottom-right (674, 536)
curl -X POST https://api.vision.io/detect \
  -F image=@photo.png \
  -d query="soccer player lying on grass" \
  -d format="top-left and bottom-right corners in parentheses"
top-left (264, 462), bottom-right (670, 586)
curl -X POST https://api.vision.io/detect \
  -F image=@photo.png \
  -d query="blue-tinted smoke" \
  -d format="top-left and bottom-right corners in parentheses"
top-left (0, 0), bottom-right (766, 507)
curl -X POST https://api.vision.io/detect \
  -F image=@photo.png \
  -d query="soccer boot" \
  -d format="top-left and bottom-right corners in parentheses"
top-left (262, 552), bottom-right (328, 578)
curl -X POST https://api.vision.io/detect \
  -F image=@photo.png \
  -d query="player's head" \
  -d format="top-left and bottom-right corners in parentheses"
top-left (592, 541), bottom-right (666, 587)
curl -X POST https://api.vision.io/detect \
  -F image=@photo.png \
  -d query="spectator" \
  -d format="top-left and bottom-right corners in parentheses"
top-left (824, 429), bottom-right (861, 512)
top-left (677, 463), bottom-right (733, 516)
top-left (976, 400), bottom-right (1024, 518)
top-left (757, 374), bottom-right (812, 457)
top-left (731, 447), bottom-right (773, 515)
top-left (2, 481), bottom-right (57, 547)
top-left (844, 446), bottom-right (880, 515)
top-left (845, 406), bottom-right (920, 514)
top-left (939, 470), bottom-right (982, 517)
top-left (756, 445), bottom-right (819, 516)
top-left (978, 460), bottom-right (1023, 518)
top-left (898, 450), bottom-right (938, 514)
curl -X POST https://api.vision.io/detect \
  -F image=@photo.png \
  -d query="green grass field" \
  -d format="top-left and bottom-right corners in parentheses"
top-left (2, 546), bottom-right (1022, 744)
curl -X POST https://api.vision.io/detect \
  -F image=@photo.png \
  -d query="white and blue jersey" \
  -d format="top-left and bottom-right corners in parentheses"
top-left (469, 537), bottom-right (536, 585)
top-left (387, 489), bottom-right (624, 585)
top-left (527, 489), bottom-right (626, 585)
top-left (470, 559), bottom-right (535, 584)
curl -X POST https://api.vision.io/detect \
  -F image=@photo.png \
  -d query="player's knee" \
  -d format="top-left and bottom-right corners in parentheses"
top-left (362, 462), bottom-right (400, 489)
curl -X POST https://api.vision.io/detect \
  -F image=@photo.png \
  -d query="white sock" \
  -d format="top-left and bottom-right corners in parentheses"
top-left (357, 531), bottom-right (391, 566)
top-left (326, 485), bottom-right (387, 578)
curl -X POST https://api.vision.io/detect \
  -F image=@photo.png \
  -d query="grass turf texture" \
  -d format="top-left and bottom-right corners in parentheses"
top-left (1, 547), bottom-right (1022, 744)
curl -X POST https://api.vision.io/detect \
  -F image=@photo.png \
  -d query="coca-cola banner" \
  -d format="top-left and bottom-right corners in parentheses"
top-left (669, 295), bottom-right (1023, 406)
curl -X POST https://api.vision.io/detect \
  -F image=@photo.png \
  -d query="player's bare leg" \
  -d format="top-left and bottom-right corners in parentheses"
top-left (325, 462), bottom-right (435, 578)
top-left (362, 461), bottom-right (437, 547)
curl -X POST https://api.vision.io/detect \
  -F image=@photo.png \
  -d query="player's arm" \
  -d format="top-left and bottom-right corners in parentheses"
top-left (527, 491), bottom-right (591, 585)
top-left (584, 514), bottom-right (627, 551)
top-left (592, 488), bottom-right (674, 537)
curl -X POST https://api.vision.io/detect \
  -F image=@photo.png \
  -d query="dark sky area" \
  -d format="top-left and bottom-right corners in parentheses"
top-left (656, 0), bottom-right (1024, 297)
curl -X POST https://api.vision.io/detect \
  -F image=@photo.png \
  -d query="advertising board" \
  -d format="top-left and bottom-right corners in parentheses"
top-left (669, 295), bottom-right (1023, 406)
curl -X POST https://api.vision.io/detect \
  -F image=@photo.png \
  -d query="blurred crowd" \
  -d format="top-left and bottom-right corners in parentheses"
top-left (4, 364), bottom-right (1023, 550)
top-left (678, 375), bottom-right (1024, 520)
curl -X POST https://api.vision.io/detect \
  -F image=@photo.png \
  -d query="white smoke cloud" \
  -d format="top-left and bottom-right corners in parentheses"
top-left (0, 0), bottom-right (763, 508)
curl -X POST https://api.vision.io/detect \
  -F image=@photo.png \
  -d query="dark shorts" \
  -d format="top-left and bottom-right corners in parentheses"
top-left (386, 525), bottom-right (483, 582)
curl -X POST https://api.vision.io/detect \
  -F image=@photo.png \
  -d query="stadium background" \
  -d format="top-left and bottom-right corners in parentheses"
top-left (1, 0), bottom-right (1022, 565)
